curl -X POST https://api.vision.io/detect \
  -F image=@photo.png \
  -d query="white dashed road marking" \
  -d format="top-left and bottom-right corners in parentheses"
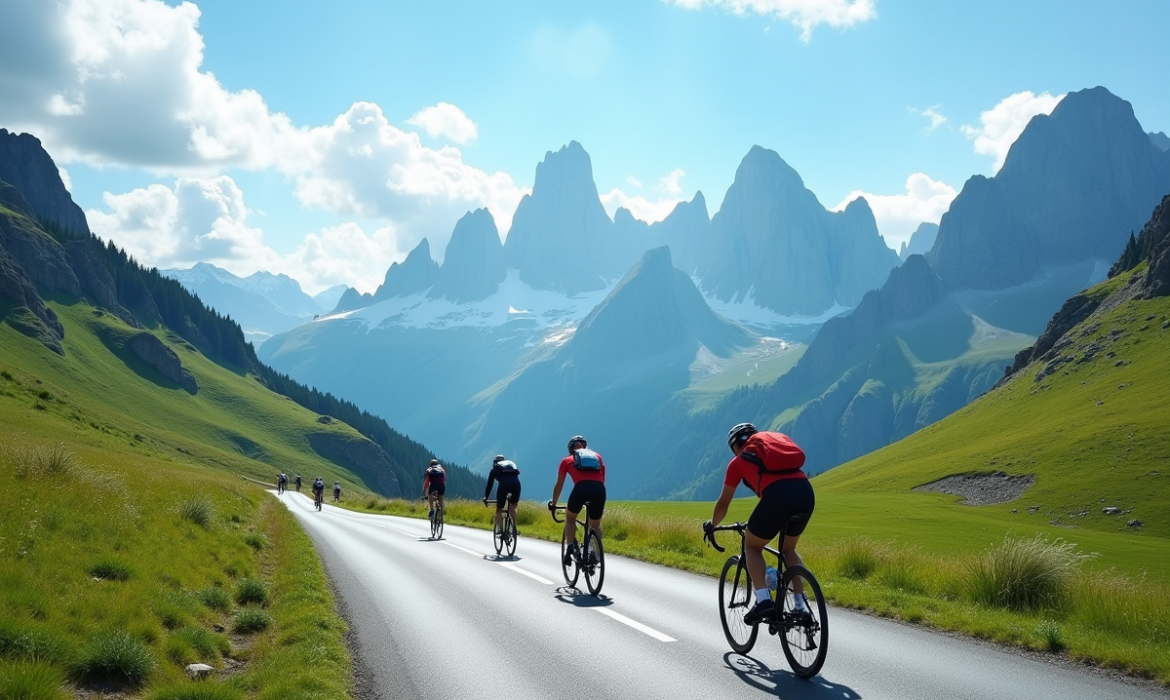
top-left (498, 561), bottom-right (554, 585)
top-left (592, 608), bottom-right (677, 642)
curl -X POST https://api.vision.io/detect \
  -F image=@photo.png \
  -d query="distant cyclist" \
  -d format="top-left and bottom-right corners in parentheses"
top-left (333, 480), bottom-right (342, 502)
top-left (312, 476), bottom-right (325, 505)
top-left (277, 471), bottom-right (288, 494)
top-left (549, 435), bottom-right (606, 566)
top-left (484, 455), bottom-right (522, 534)
top-left (294, 474), bottom-right (302, 492)
top-left (422, 459), bottom-right (446, 518)
top-left (704, 423), bottom-right (813, 625)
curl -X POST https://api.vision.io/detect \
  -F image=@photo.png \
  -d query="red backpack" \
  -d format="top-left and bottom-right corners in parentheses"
top-left (737, 432), bottom-right (805, 475)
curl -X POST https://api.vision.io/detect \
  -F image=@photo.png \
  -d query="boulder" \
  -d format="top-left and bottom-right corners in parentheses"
top-left (126, 332), bottom-right (198, 392)
top-left (186, 663), bottom-right (214, 680)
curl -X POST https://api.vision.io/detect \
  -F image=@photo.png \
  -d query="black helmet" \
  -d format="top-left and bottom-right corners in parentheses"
top-left (567, 435), bottom-right (587, 453)
top-left (727, 423), bottom-right (758, 452)
top-left (493, 454), bottom-right (506, 463)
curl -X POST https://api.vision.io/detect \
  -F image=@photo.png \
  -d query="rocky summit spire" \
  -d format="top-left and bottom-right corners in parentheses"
top-left (0, 129), bottom-right (90, 236)
top-left (373, 238), bottom-right (439, 301)
top-left (428, 209), bottom-right (506, 304)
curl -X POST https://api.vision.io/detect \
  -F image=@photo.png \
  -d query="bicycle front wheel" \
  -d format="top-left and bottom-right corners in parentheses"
top-left (505, 514), bottom-right (518, 557)
top-left (561, 533), bottom-right (580, 587)
top-left (779, 565), bottom-right (828, 678)
top-left (583, 528), bottom-right (605, 596)
top-left (719, 556), bottom-right (758, 654)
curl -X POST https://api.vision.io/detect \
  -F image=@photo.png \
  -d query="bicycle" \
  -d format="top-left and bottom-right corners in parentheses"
top-left (549, 502), bottom-right (604, 595)
top-left (314, 490), bottom-right (323, 511)
top-left (704, 522), bottom-right (828, 678)
top-left (427, 498), bottom-right (444, 539)
top-left (483, 496), bottom-right (518, 557)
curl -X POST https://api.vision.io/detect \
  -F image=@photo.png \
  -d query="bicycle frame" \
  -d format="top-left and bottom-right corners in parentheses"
top-left (707, 523), bottom-right (788, 628)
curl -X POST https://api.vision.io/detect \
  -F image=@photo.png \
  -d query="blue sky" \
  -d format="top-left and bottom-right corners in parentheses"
top-left (1, 0), bottom-right (1167, 293)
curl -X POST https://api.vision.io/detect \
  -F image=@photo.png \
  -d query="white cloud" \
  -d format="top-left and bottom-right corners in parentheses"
top-left (0, 0), bottom-right (524, 259)
top-left (599, 188), bottom-right (683, 224)
top-left (833, 172), bottom-right (958, 251)
top-left (626, 175), bottom-right (644, 188)
top-left (910, 105), bottom-right (947, 131)
top-left (86, 176), bottom-right (402, 294)
top-left (406, 102), bottom-right (479, 144)
top-left (961, 91), bottom-right (1065, 173)
top-left (658, 167), bottom-right (686, 195)
top-left (664, 0), bottom-right (876, 41)
top-left (530, 22), bottom-right (612, 79)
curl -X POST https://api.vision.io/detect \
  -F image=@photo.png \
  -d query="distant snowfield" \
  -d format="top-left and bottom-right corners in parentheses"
top-left (321, 270), bottom-right (849, 337)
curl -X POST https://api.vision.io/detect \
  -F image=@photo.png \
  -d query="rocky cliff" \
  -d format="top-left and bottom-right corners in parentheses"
top-left (899, 222), bottom-right (939, 260)
top-left (0, 129), bottom-right (90, 235)
top-left (427, 209), bottom-right (506, 303)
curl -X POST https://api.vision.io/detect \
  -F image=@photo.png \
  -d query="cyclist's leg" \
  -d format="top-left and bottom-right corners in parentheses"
top-left (494, 503), bottom-right (504, 530)
top-left (585, 481), bottom-right (606, 539)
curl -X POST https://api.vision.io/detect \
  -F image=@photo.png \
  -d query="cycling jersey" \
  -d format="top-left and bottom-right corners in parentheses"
top-left (558, 452), bottom-right (605, 485)
top-left (723, 431), bottom-right (806, 496)
top-left (425, 466), bottom-right (446, 483)
top-left (484, 462), bottom-right (522, 501)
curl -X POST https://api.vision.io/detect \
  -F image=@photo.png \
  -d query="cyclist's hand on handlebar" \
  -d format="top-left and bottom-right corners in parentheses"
top-left (546, 500), bottom-right (555, 511)
top-left (702, 519), bottom-right (715, 535)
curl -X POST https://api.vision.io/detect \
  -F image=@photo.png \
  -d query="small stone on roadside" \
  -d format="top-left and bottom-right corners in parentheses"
top-left (1103, 506), bottom-right (1122, 515)
top-left (186, 663), bottom-right (214, 680)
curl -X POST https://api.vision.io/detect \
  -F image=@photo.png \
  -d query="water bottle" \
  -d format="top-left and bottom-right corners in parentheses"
top-left (765, 566), bottom-right (778, 591)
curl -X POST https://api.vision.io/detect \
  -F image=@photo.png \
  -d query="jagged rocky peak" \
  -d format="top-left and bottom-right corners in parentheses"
top-left (0, 129), bottom-right (89, 236)
top-left (899, 222), bottom-right (940, 260)
top-left (429, 208), bottom-right (506, 304)
top-left (929, 86), bottom-right (1170, 291)
top-left (656, 191), bottom-right (710, 275)
top-left (503, 141), bottom-right (618, 294)
top-left (374, 237), bottom-right (439, 301)
top-left (1150, 131), bottom-right (1170, 151)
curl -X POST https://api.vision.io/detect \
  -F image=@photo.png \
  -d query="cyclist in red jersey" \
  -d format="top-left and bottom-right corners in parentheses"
top-left (549, 435), bottom-right (606, 566)
top-left (705, 423), bottom-right (814, 625)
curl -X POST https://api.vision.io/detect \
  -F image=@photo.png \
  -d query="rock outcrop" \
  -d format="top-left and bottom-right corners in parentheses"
top-left (0, 129), bottom-right (90, 235)
top-left (126, 332), bottom-right (198, 392)
top-left (331, 238), bottom-right (439, 312)
top-left (428, 209), bottom-right (506, 303)
top-left (307, 432), bottom-right (402, 497)
top-left (899, 222), bottom-right (939, 260)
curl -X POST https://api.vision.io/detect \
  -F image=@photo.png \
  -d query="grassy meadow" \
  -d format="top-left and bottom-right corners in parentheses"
top-left (0, 299), bottom-right (365, 699)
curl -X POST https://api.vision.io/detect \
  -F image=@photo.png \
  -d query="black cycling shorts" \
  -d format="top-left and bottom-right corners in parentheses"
top-left (747, 478), bottom-right (815, 542)
top-left (428, 483), bottom-right (446, 496)
top-left (567, 480), bottom-right (606, 521)
top-left (495, 477), bottom-right (521, 507)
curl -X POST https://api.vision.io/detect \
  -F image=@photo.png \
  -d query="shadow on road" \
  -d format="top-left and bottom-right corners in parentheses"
top-left (723, 653), bottom-right (861, 699)
top-left (482, 554), bottom-right (520, 562)
top-left (553, 588), bottom-right (614, 608)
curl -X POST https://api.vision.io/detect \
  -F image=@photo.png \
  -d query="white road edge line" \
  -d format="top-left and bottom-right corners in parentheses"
top-left (442, 541), bottom-right (484, 557)
top-left (592, 608), bottom-right (677, 643)
top-left (498, 562), bottom-right (554, 585)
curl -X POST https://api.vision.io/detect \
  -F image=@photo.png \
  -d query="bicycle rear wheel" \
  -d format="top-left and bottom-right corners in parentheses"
top-left (718, 556), bottom-right (758, 654)
top-left (493, 516), bottom-right (504, 555)
top-left (583, 528), bottom-right (605, 596)
top-left (560, 533), bottom-right (580, 587)
top-left (779, 565), bottom-right (828, 678)
top-left (435, 507), bottom-right (444, 539)
top-left (505, 514), bottom-right (518, 557)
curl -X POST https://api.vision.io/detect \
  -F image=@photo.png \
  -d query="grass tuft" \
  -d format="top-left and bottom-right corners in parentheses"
top-left (148, 682), bottom-right (244, 700)
top-left (7, 443), bottom-right (78, 478)
top-left (71, 631), bottom-right (156, 685)
top-left (0, 621), bottom-right (70, 663)
top-left (232, 609), bottom-right (272, 634)
top-left (88, 558), bottom-right (134, 581)
top-left (177, 496), bottom-right (215, 528)
top-left (233, 578), bottom-right (268, 607)
top-left (165, 626), bottom-right (229, 665)
top-left (196, 587), bottom-right (231, 612)
top-left (0, 660), bottom-right (67, 700)
top-left (1035, 619), bottom-right (1065, 651)
top-left (242, 533), bottom-right (267, 552)
top-left (836, 538), bottom-right (884, 580)
top-left (965, 535), bottom-right (1090, 612)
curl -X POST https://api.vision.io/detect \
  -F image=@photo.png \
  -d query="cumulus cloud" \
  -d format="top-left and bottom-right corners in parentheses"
top-left (663, 0), bottom-right (876, 41)
top-left (530, 22), bottom-right (612, 79)
top-left (406, 102), bottom-right (479, 144)
top-left (86, 176), bottom-right (402, 294)
top-left (658, 168), bottom-right (686, 195)
top-left (0, 0), bottom-right (524, 258)
top-left (909, 105), bottom-right (947, 131)
top-left (961, 90), bottom-right (1065, 172)
top-left (833, 172), bottom-right (958, 251)
top-left (597, 167), bottom-right (691, 223)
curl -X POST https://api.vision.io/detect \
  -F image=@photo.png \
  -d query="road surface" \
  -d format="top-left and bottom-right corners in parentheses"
top-left (276, 492), bottom-right (1166, 700)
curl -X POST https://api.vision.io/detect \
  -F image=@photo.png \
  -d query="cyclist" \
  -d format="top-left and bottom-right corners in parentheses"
top-left (484, 454), bottom-right (522, 535)
top-left (277, 471), bottom-right (287, 494)
top-left (704, 423), bottom-right (813, 625)
top-left (294, 474), bottom-right (302, 492)
top-left (422, 459), bottom-right (446, 518)
top-left (333, 480), bottom-right (342, 502)
top-left (549, 435), bottom-right (605, 566)
top-left (312, 476), bottom-right (325, 505)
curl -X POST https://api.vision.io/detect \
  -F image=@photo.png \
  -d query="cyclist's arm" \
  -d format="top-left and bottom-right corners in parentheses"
top-left (550, 470), bottom-right (567, 507)
top-left (421, 474), bottom-right (430, 496)
top-left (484, 467), bottom-right (497, 500)
top-left (710, 483), bottom-right (736, 528)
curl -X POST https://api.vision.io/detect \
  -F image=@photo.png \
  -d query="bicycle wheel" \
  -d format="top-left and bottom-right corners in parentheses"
top-left (493, 515), bottom-right (504, 555)
top-left (778, 565), bottom-right (828, 678)
top-left (430, 508), bottom-right (438, 538)
top-left (718, 556), bottom-right (758, 654)
top-left (435, 507), bottom-right (444, 539)
top-left (583, 528), bottom-right (605, 596)
top-left (560, 533), bottom-right (580, 587)
top-left (505, 513), bottom-right (518, 557)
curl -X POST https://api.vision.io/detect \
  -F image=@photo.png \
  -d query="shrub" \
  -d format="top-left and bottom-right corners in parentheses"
top-left (178, 496), bottom-right (215, 528)
top-left (12, 444), bottom-right (78, 478)
top-left (836, 538), bottom-right (884, 581)
top-left (71, 631), bottom-right (156, 685)
top-left (166, 627), bottom-right (228, 665)
top-left (232, 609), bottom-right (272, 634)
top-left (37, 390), bottom-right (53, 401)
top-left (0, 660), bottom-right (67, 700)
top-left (964, 535), bottom-right (1090, 612)
top-left (89, 559), bottom-right (134, 581)
top-left (197, 587), bottom-right (231, 612)
top-left (233, 578), bottom-right (268, 606)
top-left (1035, 619), bottom-right (1065, 651)
top-left (242, 533), bottom-right (267, 552)
top-left (0, 621), bottom-right (69, 663)
top-left (1, 370), bottom-right (12, 380)
top-left (149, 682), bottom-right (244, 700)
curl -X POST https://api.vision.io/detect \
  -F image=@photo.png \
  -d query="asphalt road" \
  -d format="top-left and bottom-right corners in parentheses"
top-left (276, 492), bottom-right (1166, 700)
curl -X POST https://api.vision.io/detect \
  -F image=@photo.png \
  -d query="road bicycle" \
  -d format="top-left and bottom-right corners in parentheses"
top-left (483, 496), bottom-right (518, 557)
top-left (314, 490), bottom-right (323, 511)
top-left (549, 502), bottom-right (604, 595)
top-left (704, 522), bottom-right (828, 678)
top-left (428, 498), bottom-right (444, 539)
